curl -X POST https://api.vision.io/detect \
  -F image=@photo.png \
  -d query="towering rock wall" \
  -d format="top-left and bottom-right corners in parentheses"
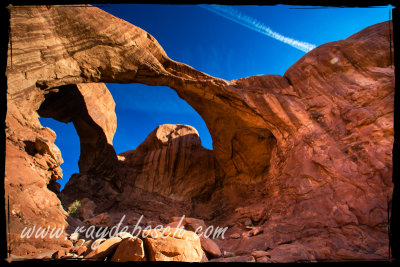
top-left (118, 124), bottom-right (215, 201)
top-left (5, 81), bottom-right (119, 256)
top-left (211, 22), bottom-right (394, 259)
top-left (5, 4), bottom-right (394, 261)
top-left (6, 5), bottom-right (121, 253)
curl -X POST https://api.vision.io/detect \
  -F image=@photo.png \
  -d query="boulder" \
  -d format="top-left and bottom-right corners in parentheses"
top-left (83, 236), bottom-right (123, 261)
top-left (84, 238), bottom-right (105, 257)
top-left (247, 226), bottom-right (263, 237)
top-left (142, 228), bottom-right (204, 262)
top-left (242, 218), bottom-right (253, 227)
top-left (235, 206), bottom-right (267, 224)
top-left (110, 237), bottom-right (146, 262)
top-left (76, 246), bottom-right (88, 257)
top-left (251, 250), bottom-right (270, 259)
top-left (200, 236), bottom-right (221, 258)
top-left (34, 137), bottom-right (63, 166)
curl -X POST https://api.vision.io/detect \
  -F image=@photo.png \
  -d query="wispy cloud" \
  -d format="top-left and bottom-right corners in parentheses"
top-left (199, 4), bottom-right (316, 53)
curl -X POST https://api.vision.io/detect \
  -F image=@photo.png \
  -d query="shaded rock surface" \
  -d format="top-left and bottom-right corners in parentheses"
top-left (267, 242), bottom-right (316, 263)
top-left (78, 198), bottom-right (96, 221)
top-left (5, 4), bottom-right (394, 262)
top-left (84, 212), bottom-right (113, 228)
top-left (117, 124), bottom-right (215, 201)
top-left (200, 235), bottom-right (222, 259)
top-left (37, 83), bottom-right (119, 180)
top-left (4, 125), bottom-right (69, 257)
top-left (210, 255), bottom-right (255, 262)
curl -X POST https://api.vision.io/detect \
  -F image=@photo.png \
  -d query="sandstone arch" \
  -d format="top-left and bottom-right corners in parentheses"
top-left (37, 83), bottom-right (119, 183)
top-left (5, 4), bottom-right (394, 260)
top-left (8, 5), bottom-right (279, 185)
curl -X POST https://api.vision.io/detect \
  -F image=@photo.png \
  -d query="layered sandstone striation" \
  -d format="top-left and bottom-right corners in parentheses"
top-left (6, 4), bottom-right (394, 262)
top-left (118, 124), bottom-right (215, 201)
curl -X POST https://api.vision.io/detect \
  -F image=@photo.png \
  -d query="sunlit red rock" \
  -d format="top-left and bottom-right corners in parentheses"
top-left (5, 4), bottom-right (394, 262)
top-left (142, 228), bottom-right (204, 262)
top-left (110, 237), bottom-right (146, 262)
top-left (118, 124), bottom-right (215, 201)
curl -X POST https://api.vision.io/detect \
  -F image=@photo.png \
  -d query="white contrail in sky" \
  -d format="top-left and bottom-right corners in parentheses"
top-left (199, 4), bottom-right (316, 53)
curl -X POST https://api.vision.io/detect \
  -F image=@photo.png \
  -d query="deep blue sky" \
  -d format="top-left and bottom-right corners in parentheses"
top-left (39, 4), bottom-right (393, 190)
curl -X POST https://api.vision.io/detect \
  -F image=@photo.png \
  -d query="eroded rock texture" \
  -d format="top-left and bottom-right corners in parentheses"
top-left (5, 82), bottom-right (119, 257)
top-left (37, 83), bottom-right (119, 180)
top-left (118, 124), bottom-right (215, 201)
top-left (6, 4), bottom-right (394, 261)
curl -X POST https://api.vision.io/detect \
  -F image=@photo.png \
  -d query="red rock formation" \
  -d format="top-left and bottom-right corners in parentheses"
top-left (37, 83), bottom-right (119, 181)
top-left (110, 237), bottom-right (146, 262)
top-left (5, 70), bottom-right (120, 257)
top-left (6, 5), bottom-right (120, 255)
top-left (142, 228), bottom-right (204, 262)
top-left (118, 124), bottom-right (215, 201)
top-left (6, 4), bottom-right (394, 262)
top-left (60, 124), bottom-right (214, 234)
top-left (4, 128), bottom-right (70, 256)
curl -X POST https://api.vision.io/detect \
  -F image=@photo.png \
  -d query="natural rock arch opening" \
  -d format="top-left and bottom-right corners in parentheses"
top-left (16, 3), bottom-right (280, 199)
top-left (5, 4), bottom-right (394, 260)
top-left (36, 81), bottom-right (279, 238)
top-left (37, 84), bottom-right (119, 183)
top-left (105, 82), bottom-right (214, 152)
top-left (35, 81), bottom-right (278, 205)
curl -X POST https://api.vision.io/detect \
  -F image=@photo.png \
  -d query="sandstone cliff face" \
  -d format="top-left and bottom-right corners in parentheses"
top-left (60, 124), bottom-right (214, 234)
top-left (6, 4), bottom-right (394, 261)
top-left (5, 82), bottom-right (119, 257)
top-left (118, 124), bottom-right (215, 201)
top-left (210, 22), bottom-right (394, 259)
top-left (6, 5), bottom-right (121, 254)
top-left (5, 124), bottom-right (69, 256)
